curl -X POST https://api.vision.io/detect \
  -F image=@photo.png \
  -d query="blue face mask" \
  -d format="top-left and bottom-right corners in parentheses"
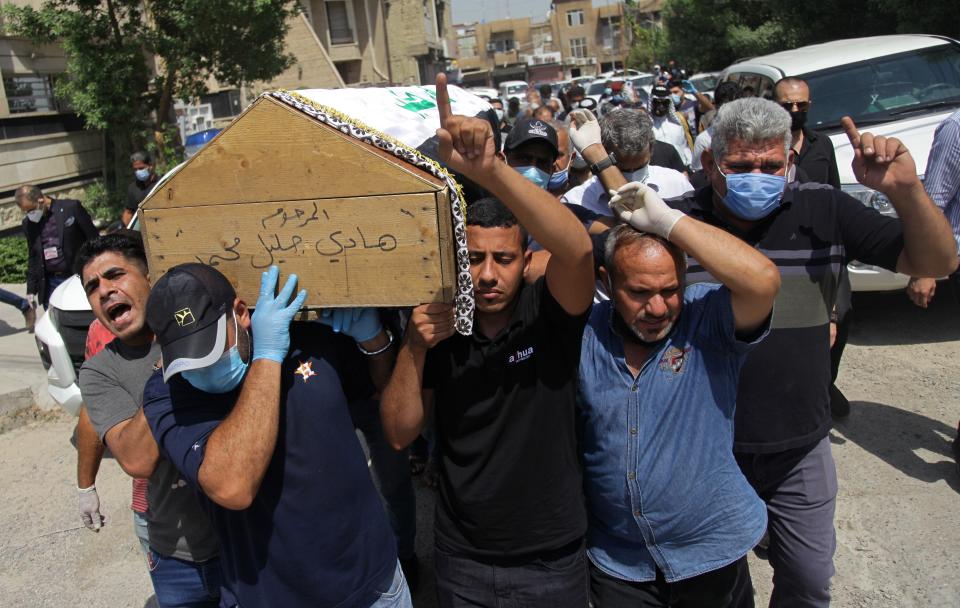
top-left (134, 168), bottom-right (151, 181)
top-left (516, 165), bottom-right (550, 189)
top-left (670, 93), bottom-right (682, 107)
top-left (716, 162), bottom-right (786, 220)
top-left (547, 167), bottom-right (568, 190)
top-left (181, 318), bottom-right (249, 393)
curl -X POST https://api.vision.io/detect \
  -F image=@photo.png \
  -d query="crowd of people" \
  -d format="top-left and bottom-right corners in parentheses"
top-left (5, 61), bottom-right (960, 608)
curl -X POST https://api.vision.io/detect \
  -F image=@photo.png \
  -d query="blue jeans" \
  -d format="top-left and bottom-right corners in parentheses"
top-left (146, 546), bottom-right (221, 608)
top-left (370, 560), bottom-right (414, 608)
top-left (133, 510), bottom-right (150, 557)
top-left (0, 287), bottom-right (29, 312)
top-left (43, 275), bottom-right (68, 308)
top-left (350, 398), bottom-right (417, 559)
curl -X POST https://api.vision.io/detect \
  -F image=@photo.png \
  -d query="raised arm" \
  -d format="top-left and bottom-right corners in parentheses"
top-left (434, 74), bottom-right (594, 315)
top-left (842, 117), bottom-right (957, 278)
top-left (610, 183), bottom-right (780, 333)
top-left (198, 267), bottom-right (306, 510)
top-left (380, 303), bottom-right (453, 450)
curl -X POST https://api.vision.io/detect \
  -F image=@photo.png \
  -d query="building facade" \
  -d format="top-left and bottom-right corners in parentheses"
top-left (384, 0), bottom-right (450, 85)
top-left (449, 0), bottom-right (662, 87)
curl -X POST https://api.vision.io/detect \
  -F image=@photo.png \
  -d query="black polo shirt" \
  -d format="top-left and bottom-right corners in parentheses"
top-left (794, 128), bottom-right (841, 189)
top-left (423, 277), bottom-right (588, 558)
top-left (668, 183), bottom-right (903, 453)
top-left (652, 140), bottom-right (687, 174)
top-left (126, 177), bottom-right (158, 212)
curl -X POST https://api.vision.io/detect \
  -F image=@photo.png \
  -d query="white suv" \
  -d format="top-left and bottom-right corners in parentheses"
top-left (721, 35), bottom-right (960, 291)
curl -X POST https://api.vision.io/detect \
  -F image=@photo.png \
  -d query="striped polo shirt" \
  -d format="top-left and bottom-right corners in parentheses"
top-left (668, 183), bottom-right (904, 453)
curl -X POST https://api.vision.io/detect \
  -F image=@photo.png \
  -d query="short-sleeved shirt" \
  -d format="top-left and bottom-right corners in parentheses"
top-left (80, 341), bottom-right (219, 562)
top-left (793, 128), bottom-right (841, 189)
top-left (669, 184), bottom-right (904, 453)
top-left (580, 286), bottom-right (767, 583)
top-left (143, 323), bottom-right (395, 608)
top-left (125, 178), bottom-right (156, 212)
top-left (423, 277), bottom-right (589, 558)
top-left (562, 167), bottom-right (693, 217)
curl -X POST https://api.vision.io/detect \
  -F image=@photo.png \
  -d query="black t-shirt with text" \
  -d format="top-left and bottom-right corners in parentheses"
top-left (424, 278), bottom-right (589, 558)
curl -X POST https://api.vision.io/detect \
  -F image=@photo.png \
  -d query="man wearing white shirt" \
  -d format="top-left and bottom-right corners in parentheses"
top-left (651, 85), bottom-right (693, 167)
top-left (562, 109), bottom-right (693, 216)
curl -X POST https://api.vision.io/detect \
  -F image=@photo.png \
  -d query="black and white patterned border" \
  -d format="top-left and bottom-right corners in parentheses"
top-left (266, 90), bottom-right (474, 335)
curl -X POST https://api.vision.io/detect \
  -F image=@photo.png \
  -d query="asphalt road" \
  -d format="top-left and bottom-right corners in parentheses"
top-left (0, 286), bottom-right (957, 607)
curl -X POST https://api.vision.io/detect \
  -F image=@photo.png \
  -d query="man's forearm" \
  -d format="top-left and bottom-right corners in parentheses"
top-left (106, 410), bottom-right (160, 478)
top-left (199, 359), bottom-right (281, 509)
top-left (380, 341), bottom-right (428, 450)
top-left (76, 407), bottom-right (103, 488)
top-left (891, 182), bottom-right (959, 277)
top-left (580, 144), bottom-right (627, 195)
top-left (358, 329), bottom-right (396, 391)
top-left (669, 216), bottom-right (779, 327)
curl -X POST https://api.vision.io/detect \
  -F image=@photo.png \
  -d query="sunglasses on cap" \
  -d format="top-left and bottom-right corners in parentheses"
top-left (779, 100), bottom-right (810, 112)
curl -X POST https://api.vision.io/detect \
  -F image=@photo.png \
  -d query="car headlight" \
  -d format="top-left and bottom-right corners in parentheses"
top-left (842, 184), bottom-right (895, 214)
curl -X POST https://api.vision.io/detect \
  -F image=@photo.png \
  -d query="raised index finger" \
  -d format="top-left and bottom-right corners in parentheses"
top-left (435, 73), bottom-right (451, 126)
top-left (840, 116), bottom-right (860, 148)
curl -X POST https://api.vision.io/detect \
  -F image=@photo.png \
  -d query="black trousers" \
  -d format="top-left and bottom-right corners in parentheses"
top-left (435, 539), bottom-right (588, 608)
top-left (589, 556), bottom-right (754, 608)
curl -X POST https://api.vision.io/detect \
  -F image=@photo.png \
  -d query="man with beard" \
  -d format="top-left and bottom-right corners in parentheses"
top-left (649, 85), bottom-right (692, 168)
top-left (380, 75), bottom-right (595, 607)
top-left (581, 178), bottom-right (779, 606)
top-left (76, 232), bottom-right (220, 606)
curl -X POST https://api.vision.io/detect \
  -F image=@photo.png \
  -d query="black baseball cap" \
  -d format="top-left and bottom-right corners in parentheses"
top-left (651, 85), bottom-right (670, 99)
top-left (146, 263), bottom-right (237, 381)
top-left (504, 118), bottom-right (559, 160)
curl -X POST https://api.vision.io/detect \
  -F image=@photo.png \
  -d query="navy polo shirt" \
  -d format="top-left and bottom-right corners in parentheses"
top-left (143, 322), bottom-right (396, 608)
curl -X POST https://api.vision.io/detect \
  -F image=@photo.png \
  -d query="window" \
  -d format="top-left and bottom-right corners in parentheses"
top-left (488, 35), bottom-right (515, 53)
top-left (326, 0), bottom-right (355, 45)
top-left (599, 16), bottom-right (621, 50)
top-left (566, 9), bottom-right (584, 27)
top-left (570, 38), bottom-right (587, 59)
top-left (4, 75), bottom-right (59, 114)
top-left (460, 35), bottom-right (477, 57)
top-left (199, 89), bottom-right (242, 119)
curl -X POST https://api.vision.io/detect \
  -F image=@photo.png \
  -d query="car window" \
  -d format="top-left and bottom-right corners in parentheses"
top-left (800, 43), bottom-right (960, 130)
top-left (691, 75), bottom-right (718, 91)
top-left (736, 73), bottom-right (776, 99)
top-left (587, 81), bottom-right (609, 95)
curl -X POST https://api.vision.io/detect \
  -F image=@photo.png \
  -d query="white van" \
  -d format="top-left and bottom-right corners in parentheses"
top-left (498, 80), bottom-right (528, 101)
top-left (721, 35), bottom-right (960, 291)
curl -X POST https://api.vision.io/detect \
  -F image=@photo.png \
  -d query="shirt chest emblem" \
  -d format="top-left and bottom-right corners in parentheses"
top-left (507, 345), bottom-right (534, 365)
top-left (294, 360), bottom-right (317, 382)
top-left (658, 346), bottom-right (691, 375)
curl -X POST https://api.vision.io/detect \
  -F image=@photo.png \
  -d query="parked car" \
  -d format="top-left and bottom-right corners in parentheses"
top-left (466, 87), bottom-right (499, 100)
top-left (721, 34), bottom-right (960, 291)
top-left (498, 80), bottom-right (528, 101)
top-left (688, 71), bottom-right (720, 97)
top-left (34, 164), bottom-right (178, 414)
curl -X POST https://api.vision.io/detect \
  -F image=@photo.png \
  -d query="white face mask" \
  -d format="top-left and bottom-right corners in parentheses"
top-left (26, 208), bottom-right (43, 223)
top-left (622, 165), bottom-right (650, 183)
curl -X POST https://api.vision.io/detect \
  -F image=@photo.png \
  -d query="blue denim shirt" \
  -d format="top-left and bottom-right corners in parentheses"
top-left (579, 283), bottom-right (768, 583)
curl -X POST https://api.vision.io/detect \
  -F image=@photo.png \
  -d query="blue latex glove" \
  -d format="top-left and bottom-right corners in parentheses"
top-left (318, 308), bottom-right (382, 343)
top-left (681, 80), bottom-right (698, 95)
top-left (251, 266), bottom-right (308, 362)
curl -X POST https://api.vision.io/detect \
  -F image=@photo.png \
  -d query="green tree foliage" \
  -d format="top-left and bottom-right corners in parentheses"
top-left (3, 0), bottom-right (299, 164)
top-left (647, 0), bottom-right (960, 72)
top-left (0, 236), bottom-right (28, 283)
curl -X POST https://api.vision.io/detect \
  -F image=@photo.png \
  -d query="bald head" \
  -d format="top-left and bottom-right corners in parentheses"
top-left (773, 77), bottom-right (809, 102)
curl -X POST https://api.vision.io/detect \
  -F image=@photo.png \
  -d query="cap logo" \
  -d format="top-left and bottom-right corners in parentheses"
top-left (174, 308), bottom-right (196, 327)
top-left (528, 121), bottom-right (548, 137)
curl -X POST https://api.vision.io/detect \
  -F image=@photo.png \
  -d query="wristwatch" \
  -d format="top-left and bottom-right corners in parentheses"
top-left (590, 152), bottom-right (617, 176)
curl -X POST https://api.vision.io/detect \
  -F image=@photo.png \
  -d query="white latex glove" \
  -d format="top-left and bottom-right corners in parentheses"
top-left (608, 181), bottom-right (686, 238)
top-left (78, 485), bottom-right (104, 532)
top-left (568, 109), bottom-right (603, 155)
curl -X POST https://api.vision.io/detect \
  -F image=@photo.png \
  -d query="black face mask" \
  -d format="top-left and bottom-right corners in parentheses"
top-left (651, 100), bottom-right (670, 117)
top-left (789, 110), bottom-right (807, 131)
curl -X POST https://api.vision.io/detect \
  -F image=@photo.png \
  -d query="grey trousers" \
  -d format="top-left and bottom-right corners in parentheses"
top-left (735, 436), bottom-right (837, 608)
